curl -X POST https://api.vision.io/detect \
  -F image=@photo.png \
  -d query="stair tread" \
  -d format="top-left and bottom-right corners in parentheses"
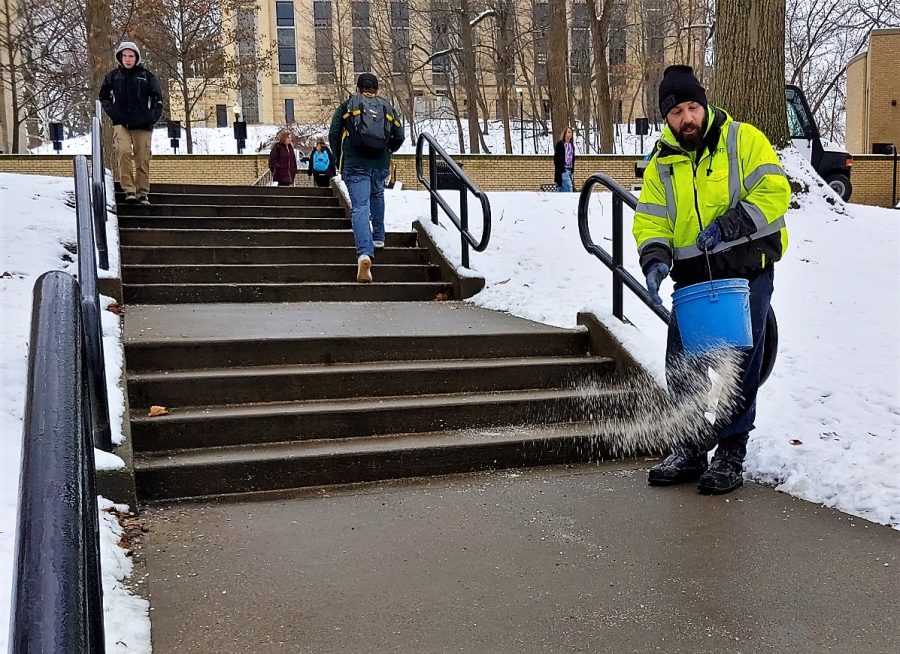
top-left (122, 263), bottom-right (438, 269)
top-left (128, 355), bottom-right (614, 380)
top-left (135, 421), bottom-right (613, 468)
top-left (129, 387), bottom-right (623, 421)
top-left (123, 281), bottom-right (450, 287)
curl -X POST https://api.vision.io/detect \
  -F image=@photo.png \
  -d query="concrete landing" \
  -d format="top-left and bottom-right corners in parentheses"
top-left (125, 301), bottom-right (575, 342)
top-left (134, 463), bottom-right (900, 654)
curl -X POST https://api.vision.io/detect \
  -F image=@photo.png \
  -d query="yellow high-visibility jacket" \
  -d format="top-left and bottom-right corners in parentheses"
top-left (633, 106), bottom-right (791, 286)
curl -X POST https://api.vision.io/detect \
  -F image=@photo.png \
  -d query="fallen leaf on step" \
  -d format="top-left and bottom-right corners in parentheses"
top-left (497, 279), bottom-right (510, 285)
top-left (789, 439), bottom-right (802, 446)
top-left (148, 405), bottom-right (169, 417)
top-left (433, 292), bottom-right (449, 301)
top-left (106, 303), bottom-right (123, 315)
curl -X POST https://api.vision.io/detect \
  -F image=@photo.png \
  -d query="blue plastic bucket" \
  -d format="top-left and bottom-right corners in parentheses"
top-left (672, 278), bottom-right (752, 356)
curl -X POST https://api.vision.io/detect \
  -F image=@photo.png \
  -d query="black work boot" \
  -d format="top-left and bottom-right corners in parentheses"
top-left (648, 447), bottom-right (708, 486)
top-left (697, 438), bottom-right (747, 495)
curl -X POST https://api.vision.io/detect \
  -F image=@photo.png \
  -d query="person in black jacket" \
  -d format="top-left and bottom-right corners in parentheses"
top-left (553, 126), bottom-right (576, 192)
top-left (306, 137), bottom-right (335, 188)
top-left (99, 41), bottom-right (163, 204)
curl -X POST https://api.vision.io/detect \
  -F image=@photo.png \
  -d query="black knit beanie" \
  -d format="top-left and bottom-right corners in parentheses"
top-left (658, 65), bottom-right (707, 117)
top-left (356, 73), bottom-right (378, 91)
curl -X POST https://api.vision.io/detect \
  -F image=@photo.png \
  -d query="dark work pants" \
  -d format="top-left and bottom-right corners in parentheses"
top-left (666, 265), bottom-right (775, 452)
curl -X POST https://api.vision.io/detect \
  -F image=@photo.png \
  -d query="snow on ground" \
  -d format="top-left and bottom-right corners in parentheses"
top-left (383, 149), bottom-right (900, 530)
top-left (0, 173), bottom-right (150, 651)
top-left (32, 119), bottom-right (653, 157)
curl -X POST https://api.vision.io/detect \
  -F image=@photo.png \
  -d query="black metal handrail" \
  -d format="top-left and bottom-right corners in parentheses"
top-left (9, 271), bottom-right (106, 652)
top-left (414, 132), bottom-right (491, 268)
top-left (75, 155), bottom-right (112, 451)
top-left (577, 173), bottom-right (778, 385)
top-left (91, 100), bottom-right (109, 270)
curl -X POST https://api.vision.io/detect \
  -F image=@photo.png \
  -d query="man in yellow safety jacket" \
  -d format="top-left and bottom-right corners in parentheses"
top-left (633, 65), bottom-right (791, 494)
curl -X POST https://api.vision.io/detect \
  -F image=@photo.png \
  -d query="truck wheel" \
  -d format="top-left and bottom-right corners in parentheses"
top-left (825, 173), bottom-right (852, 201)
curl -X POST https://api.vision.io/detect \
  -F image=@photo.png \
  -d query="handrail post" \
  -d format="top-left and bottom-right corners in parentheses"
top-left (75, 156), bottom-right (113, 452)
top-left (612, 194), bottom-right (624, 321)
top-left (428, 146), bottom-right (438, 225)
top-left (10, 272), bottom-right (95, 651)
top-left (460, 184), bottom-right (469, 269)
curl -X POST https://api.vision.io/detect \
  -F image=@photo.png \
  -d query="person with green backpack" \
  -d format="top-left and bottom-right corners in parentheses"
top-left (329, 73), bottom-right (405, 283)
top-left (307, 138), bottom-right (335, 188)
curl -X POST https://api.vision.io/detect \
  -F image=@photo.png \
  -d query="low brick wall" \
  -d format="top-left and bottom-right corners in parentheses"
top-left (2, 152), bottom-right (898, 207)
top-left (0, 154), bottom-right (271, 185)
top-left (391, 153), bottom-right (643, 193)
top-left (847, 155), bottom-right (900, 208)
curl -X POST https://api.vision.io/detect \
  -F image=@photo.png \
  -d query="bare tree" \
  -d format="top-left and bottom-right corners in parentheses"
top-left (133, 0), bottom-right (273, 153)
top-left (547, 0), bottom-right (570, 140)
top-left (587, 0), bottom-right (614, 152)
top-left (713, 0), bottom-right (789, 145)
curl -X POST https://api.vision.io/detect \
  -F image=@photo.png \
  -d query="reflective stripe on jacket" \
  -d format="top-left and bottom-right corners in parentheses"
top-left (633, 106), bottom-right (791, 285)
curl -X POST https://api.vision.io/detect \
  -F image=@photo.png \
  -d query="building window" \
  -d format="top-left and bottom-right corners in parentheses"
top-left (609, 1), bottom-right (626, 87)
top-left (275, 1), bottom-right (294, 26)
top-left (277, 1), bottom-right (297, 84)
top-left (391, 1), bottom-right (410, 75)
top-left (314, 0), bottom-right (334, 83)
top-left (352, 1), bottom-right (371, 74)
top-left (431, 0), bottom-right (451, 85)
top-left (532, 1), bottom-right (549, 86)
top-left (284, 99), bottom-right (295, 124)
top-left (571, 1), bottom-right (590, 83)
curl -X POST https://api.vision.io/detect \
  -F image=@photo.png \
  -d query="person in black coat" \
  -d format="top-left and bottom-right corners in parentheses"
top-left (553, 125), bottom-right (576, 192)
top-left (99, 41), bottom-right (163, 204)
top-left (307, 137), bottom-right (336, 188)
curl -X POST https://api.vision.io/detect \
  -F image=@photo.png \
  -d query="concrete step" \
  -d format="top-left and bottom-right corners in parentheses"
top-left (129, 388), bottom-right (629, 452)
top-left (137, 183), bottom-right (335, 197)
top-left (123, 281), bottom-right (454, 304)
top-left (119, 229), bottom-right (416, 247)
top-left (119, 216), bottom-right (350, 230)
top-left (121, 245), bottom-right (431, 265)
top-left (127, 356), bottom-right (615, 408)
top-left (134, 422), bottom-right (620, 501)
top-left (125, 331), bottom-right (591, 373)
top-left (116, 204), bottom-right (347, 218)
top-left (122, 263), bottom-right (442, 285)
top-left (118, 193), bottom-right (341, 208)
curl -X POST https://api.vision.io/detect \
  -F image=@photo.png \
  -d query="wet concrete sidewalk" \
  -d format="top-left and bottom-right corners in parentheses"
top-left (135, 462), bottom-right (900, 654)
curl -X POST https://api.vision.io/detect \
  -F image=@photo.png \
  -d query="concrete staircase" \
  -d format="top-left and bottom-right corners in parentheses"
top-left (120, 184), bottom-right (633, 502)
top-left (118, 183), bottom-right (452, 303)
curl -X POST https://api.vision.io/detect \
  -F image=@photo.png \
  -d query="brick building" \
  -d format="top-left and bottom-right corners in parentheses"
top-left (171, 0), bottom-right (706, 135)
top-left (845, 28), bottom-right (900, 155)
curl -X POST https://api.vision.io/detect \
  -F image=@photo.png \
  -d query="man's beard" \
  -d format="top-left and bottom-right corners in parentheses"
top-left (674, 118), bottom-right (706, 150)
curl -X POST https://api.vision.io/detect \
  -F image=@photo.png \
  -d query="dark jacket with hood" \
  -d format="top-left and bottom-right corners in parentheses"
top-left (553, 139), bottom-right (575, 187)
top-left (99, 42), bottom-right (163, 131)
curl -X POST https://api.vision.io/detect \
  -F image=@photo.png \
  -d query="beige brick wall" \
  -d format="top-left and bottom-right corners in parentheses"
top-left (848, 155), bottom-right (900, 208)
top-left (2, 153), bottom-right (897, 207)
top-left (845, 53), bottom-right (867, 154)
top-left (866, 29), bottom-right (900, 153)
top-left (0, 155), bottom-right (270, 185)
top-left (391, 154), bottom-right (643, 192)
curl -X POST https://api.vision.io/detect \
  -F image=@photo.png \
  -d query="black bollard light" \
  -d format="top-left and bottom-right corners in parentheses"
top-left (49, 122), bottom-right (64, 153)
top-left (233, 120), bottom-right (247, 155)
top-left (167, 120), bottom-right (182, 154)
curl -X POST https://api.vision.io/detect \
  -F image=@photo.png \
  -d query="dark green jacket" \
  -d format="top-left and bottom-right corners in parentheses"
top-left (328, 95), bottom-right (405, 171)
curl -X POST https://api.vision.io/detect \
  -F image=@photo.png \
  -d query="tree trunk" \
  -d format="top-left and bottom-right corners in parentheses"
top-left (713, 0), bottom-right (789, 147)
top-left (182, 79), bottom-right (194, 154)
top-left (458, 0), bottom-right (481, 154)
top-left (85, 0), bottom-right (113, 166)
top-left (587, 0), bottom-right (614, 153)
top-left (547, 0), bottom-right (570, 141)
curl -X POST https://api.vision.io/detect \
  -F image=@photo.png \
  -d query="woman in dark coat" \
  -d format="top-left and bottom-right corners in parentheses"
top-left (553, 125), bottom-right (576, 192)
top-left (269, 130), bottom-right (298, 186)
top-left (307, 137), bottom-right (336, 188)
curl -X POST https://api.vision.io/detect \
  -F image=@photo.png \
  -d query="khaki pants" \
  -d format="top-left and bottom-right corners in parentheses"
top-left (113, 125), bottom-right (152, 196)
